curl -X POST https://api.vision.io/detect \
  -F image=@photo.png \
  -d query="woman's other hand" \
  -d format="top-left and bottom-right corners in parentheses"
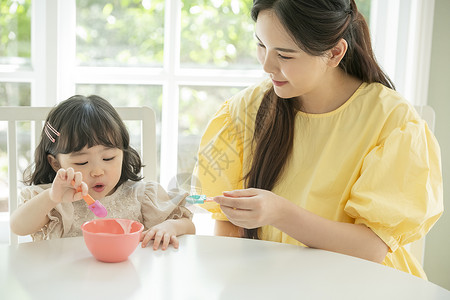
top-left (213, 188), bottom-right (287, 229)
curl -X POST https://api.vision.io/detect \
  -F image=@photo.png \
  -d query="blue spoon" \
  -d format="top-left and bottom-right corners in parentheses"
top-left (185, 195), bottom-right (213, 204)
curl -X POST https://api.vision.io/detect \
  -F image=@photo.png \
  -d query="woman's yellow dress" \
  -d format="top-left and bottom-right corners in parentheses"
top-left (193, 79), bottom-right (443, 279)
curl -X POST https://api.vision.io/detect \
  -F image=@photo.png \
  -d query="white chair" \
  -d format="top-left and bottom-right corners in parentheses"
top-left (0, 106), bottom-right (157, 245)
top-left (406, 105), bottom-right (436, 266)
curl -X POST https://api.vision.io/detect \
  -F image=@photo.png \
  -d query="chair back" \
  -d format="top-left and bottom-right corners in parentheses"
top-left (0, 106), bottom-right (156, 245)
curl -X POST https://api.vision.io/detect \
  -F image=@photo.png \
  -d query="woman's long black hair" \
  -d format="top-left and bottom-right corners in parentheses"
top-left (24, 95), bottom-right (143, 187)
top-left (243, 0), bottom-right (394, 239)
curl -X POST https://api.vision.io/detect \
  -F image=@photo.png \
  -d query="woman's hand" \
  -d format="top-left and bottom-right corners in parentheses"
top-left (213, 188), bottom-right (288, 229)
top-left (141, 220), bottom-right (179, 250)
top-left (49, 167), bottom-right (87, 204)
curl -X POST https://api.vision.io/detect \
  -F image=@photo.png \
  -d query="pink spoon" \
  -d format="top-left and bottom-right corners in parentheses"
top-left (72, 180), bottom-right (107, 218)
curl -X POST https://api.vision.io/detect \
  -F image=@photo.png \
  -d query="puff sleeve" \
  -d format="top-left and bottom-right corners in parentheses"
top-left (19, 184), bottom-right (74, 241)
top-left (192, 100), bottom-right (246, 220)
top-left (140, 181), bottom-right (193, 229)
top-left (345, 119), bottom-right (443, 252)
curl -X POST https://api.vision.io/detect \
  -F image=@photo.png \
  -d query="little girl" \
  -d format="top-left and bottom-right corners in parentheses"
top-left (10, 95), bottom-right (195, 250)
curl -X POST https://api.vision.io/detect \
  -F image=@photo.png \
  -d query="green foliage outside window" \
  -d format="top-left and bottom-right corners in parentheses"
top-left (75, 0), bottom-right (257, 68)
top-left (1, 0), bottom-right (371, 67)
top-left (0, 0), bottom-right (31, 62)
top-left (180, 0), bottom-right (256, 69)
top-left (76, 0), bottom-right (165, 66)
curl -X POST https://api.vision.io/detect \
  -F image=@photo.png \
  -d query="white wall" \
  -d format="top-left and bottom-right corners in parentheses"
top-left (424, 0), bottom-right (450, 290)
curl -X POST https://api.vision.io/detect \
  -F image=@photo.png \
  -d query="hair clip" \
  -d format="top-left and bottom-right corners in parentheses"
top-left (44, 122), bottom-right (60, 143)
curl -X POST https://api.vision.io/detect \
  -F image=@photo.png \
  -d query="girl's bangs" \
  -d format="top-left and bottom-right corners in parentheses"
top-left (54, 114), bottom-right (123, 154)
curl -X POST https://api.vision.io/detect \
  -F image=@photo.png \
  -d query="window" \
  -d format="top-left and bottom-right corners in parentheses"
top-left (73, 0), bottom-right (262, 188)
top-left (0, 0), bottom-right (435, 228)
top-left (0, 0), bottom-right (31, 65)
top-left (76, 0), bottom-right (165, 67)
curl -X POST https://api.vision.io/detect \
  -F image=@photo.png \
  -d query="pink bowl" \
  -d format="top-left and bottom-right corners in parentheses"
top-left (81, 218), bottom-right (144, 263)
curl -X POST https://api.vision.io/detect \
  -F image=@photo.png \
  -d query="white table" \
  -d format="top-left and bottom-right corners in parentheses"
top-left (0, 235), bottom-right (449, 300)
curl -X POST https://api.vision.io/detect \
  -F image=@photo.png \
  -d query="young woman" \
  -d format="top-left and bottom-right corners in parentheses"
top-left (193, 0), bottom-right (443, 278)
top-left (11, 95), bottom-right (195, 250)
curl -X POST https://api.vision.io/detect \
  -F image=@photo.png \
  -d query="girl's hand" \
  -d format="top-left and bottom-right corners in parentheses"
top-left (141, 220), bottom-right (179, 250)
top-left (49, 168), bottom-right (87, 204)
top-left (213, 188), bottom-right (287, 229)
